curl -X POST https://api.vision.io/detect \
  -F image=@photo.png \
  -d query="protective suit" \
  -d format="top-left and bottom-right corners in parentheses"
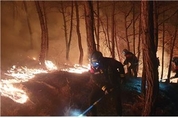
top-left (89, 51), bottom-right (125, 116)
top-left (172, 57), bottom-right (178, 78)
top-left (122, 49), bottom-right (138, 78)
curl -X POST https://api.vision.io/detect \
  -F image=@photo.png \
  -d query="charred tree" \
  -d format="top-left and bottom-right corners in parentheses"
top-left (153, 1), bottom-right (159, 52)
top-left (141, 61), bottom-right (146, 96)
top-left (59, 2), bottom-right (68, 60)
top-left (160, 11), bottom-right (165, 80)
top-left (124, 6), bottom-right (133, 51)
top-left (106, 12), bottom-right (112, 54)
top-left (66, 1), bottom-right (74, 61)
top-left (111, 1), bottom-right (115, 58)
top-left (58, 2), bottom-right (74, 61)
top-left (84, 1), bottom-right (96, 55)
top-left (132, 2), bottom-right (136, 55)
top-left (35, 1), bottom-right (49, 68)
top-left (137, 14), bottom-right (142, 61)
top-left (116, 35), bottom-right (122, 62)
top-left (93, 1), bottom-right (100, 51)
top-left (141, 1), bottom-right (159, 115)
top-left (140, 1), bottom-right (146, 95)
top-left (96, 1), bottom-right (100, 51)
top-left (75, 1), bottom-right (84, 64)
top-left (166, 12), bottom-right (178, 83)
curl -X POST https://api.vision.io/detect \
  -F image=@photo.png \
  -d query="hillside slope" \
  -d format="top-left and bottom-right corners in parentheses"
top-left (1, 71), bottom-right (178, 116)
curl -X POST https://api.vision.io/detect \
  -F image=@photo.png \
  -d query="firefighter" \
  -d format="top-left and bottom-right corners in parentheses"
top-left (122, 49), bottom-right (138, 78)
top-left (171, 56), bottom-right (178, 78)
top-left (89, 51), bottom-right (125, 116)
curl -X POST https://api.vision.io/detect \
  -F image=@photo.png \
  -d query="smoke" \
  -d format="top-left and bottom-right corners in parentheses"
top-left (1, 1), bottom-right (177, 79)
top-left (1, 2), bottom-right (89, 70)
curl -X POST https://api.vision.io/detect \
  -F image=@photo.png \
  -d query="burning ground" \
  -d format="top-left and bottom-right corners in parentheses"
top-left (1, 64), bottom-right (178, 116)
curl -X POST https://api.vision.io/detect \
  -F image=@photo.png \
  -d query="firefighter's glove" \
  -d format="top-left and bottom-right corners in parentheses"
top-left (102, 86), bottom-right (108, 94)
top-left (102, 86), bottom-right (113, 95)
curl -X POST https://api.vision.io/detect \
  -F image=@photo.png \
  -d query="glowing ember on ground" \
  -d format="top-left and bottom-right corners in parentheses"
top-left (61, 64), bottom-right (90, 74)
top-left (45, 60), bottom-right (58, 71)
top-left (0, 82), bottom-right (28, 104)
top-left (1, 60), bottom-right (58, 104)
top-left (1, 60), bottom-right (90, 104)
top-left (4, 65), bottom-right (47, 81)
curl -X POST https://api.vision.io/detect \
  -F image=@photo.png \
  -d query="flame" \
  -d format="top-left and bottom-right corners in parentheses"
top-left (2, 57), bottom-right (177, 105)
top-left (1, 60), bottom-right (58, 104)
top-left (0, 82), bottom-right (28, 104)
top-left (61, 64), bottom-right (90, 74)
top-left (45, 60), bottom-right (58, 71)
top-left (1, 59), bottom-right (90, 104)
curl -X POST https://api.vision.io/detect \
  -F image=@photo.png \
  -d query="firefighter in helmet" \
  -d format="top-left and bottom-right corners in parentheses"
top-left (122, 49), bottom-right (138, 78)
top-left (171, 56), bottom-right (178, 78)
top-left (89, 51), bottom-right (125, 116)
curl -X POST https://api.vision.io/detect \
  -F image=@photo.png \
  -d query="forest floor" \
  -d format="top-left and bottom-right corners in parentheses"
top-left (1, 70), bottom-right (178, 116)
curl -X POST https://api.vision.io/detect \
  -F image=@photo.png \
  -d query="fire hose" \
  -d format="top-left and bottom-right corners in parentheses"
top-left (78, 88), bottom-right (113, 117)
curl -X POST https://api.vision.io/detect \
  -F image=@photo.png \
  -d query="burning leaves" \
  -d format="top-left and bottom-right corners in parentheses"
top-left (61, 64), bottom-right (90, 74)
top-left (1, 60), bottom-right (90, 104)
top-left (0, 82), bottom-right (28, 104)
top-left (1, 60), bottom-right (58, 104)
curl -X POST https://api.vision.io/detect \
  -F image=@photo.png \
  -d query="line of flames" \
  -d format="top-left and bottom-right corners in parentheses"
top-left (1, 60), bottom-right (89, 104)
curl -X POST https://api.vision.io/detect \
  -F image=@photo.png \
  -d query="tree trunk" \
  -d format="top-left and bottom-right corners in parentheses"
top-left (99, 15), bottom-right (108, 51)
top-left (75, 1), bottom-right (83, 64)
top-left (116, 34), bottom-right (122, 62)
top-left (153, 1), bottom-right (158, 52)
top-left (35, 1), bottom-right (49, 68)
top-left (160, 11), bottom-right (165, 80)
top-left (66, 1), bottom-right (74, 61)
top-left (124, 7), bottom-right (132, 51)
top-left (166, 13), bottom-right (178, 82)
top-left (137, 12), bottom-right (142, 76)
top-left (59, 2), bottom-right (68, 60)
top-left (141, 63), bottom-right (146, 96)
top-left (132, 2), bottom-right (136, 55)
top-left (141, 1), bottom-right (159, 115)
top-left (111, 1), bottom-right (115, 58)
top-left (84, 1), bottom-right (96, 55)
top-left (96, 1), bottom-right (100, 51)
top-left (106, 13), bottom-right (111, 54)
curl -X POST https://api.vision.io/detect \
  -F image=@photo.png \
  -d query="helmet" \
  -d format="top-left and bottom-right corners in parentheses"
top-left (122, 49), bottom-right (129, 55)
top-left (123, 49), bottom-right (129, 53)
top-left (90, 51), bottom-right (103, 68)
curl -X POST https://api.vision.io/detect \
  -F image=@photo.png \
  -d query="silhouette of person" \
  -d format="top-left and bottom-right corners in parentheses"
top-left (122, 49), bottom-right (138, 78)
top-left (89, 51), bottom-right (125, 116)
top-left (171, 57), bottom-right (178, 78)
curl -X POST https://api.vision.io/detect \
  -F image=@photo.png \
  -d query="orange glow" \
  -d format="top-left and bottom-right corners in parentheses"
top-left (1, 60), bottom-right (90, 104)
top-left (61, 64), bottom-right (90, 74)
top-left (32, 57), bottom-right (37, 60)
top-left (0, 82), bottom-right (28, 104)
top-left (1, 60), bottom-right (58, 104)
